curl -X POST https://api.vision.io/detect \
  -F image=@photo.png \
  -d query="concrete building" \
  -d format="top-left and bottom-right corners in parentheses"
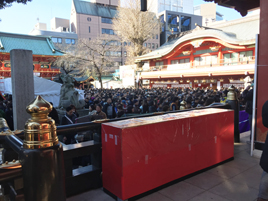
top-left (194, 3), bottom-right (224, 26)
top-left (70, 0), bottom-right (160, 66)
top-left (148, 0), bottom-right (194, 14)
top-left (159, 10), bottom-right (202, 45)
top-left (29, 18), bottom-right (78, 48)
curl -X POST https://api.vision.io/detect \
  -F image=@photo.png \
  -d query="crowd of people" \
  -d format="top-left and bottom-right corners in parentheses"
top-left (81, 86), bottom-right (248, 119)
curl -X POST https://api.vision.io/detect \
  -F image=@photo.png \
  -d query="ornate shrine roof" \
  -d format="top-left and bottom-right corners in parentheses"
top-left (0, 32), bottom-right (62, 56)
top-left (136, 14), bottom-right (259, 62)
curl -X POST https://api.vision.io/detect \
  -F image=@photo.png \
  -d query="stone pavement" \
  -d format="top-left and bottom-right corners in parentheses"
top-left (67, 131), bottom-right (263, 201)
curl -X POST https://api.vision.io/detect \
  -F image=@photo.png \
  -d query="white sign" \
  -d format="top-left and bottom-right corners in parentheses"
top-left (223, 84), bottom-right (244, 88)
top-left (142, 80), bottom-right (150, 85)
top-left (171, 84), bottom-right (190, 88)
top-left (152, 84), bottom-right (167, 88)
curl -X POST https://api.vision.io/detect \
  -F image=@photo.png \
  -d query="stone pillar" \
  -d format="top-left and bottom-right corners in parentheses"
top-left (10, 49), bottom-right (34, 130)
top-left (255, 0), bottom-right (268, 142)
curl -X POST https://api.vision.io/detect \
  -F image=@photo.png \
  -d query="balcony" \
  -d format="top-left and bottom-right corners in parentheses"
top-left (140, 56), bottom-right (255, 79)
top-left (143, 56), bottom-right (255, 72)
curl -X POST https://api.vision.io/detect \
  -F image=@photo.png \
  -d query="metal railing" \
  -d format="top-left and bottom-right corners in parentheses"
top-left (143, 56), bottom-right (255, 72)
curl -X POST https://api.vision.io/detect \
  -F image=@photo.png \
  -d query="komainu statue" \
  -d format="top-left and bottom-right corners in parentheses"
top-left (58, 74), bottom-right (85, 109)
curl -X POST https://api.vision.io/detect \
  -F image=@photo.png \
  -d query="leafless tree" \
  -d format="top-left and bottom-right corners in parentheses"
top-left (54, 35), bottom-right (120, 89)
top-left (112, 0), bottom-right (159, 67)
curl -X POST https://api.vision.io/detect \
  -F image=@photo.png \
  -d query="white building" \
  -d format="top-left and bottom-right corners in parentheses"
top-left (194, 3), bottom-right (224, 26)
top-left (148, 0), bottom-right (193, 14)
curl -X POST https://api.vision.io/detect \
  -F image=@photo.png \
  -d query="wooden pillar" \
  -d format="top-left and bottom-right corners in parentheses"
top-left (218, 47), bottom-right (223, 65)
top-left (256, 0), bottom-right (268, 142)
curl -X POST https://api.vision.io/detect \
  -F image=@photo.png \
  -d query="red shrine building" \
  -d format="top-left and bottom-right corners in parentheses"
top-left (136, 13), bottom-right (259, 89)
top-left (0, 32), bottom-right (62, 79)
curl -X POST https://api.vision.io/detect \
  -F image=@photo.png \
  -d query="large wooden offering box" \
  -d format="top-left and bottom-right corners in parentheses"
top-left (102, 108), bottom-right (234, 200)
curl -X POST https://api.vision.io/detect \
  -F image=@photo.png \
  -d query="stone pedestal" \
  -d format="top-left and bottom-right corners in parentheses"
top-left (10, 49), bottom-right (34, 130)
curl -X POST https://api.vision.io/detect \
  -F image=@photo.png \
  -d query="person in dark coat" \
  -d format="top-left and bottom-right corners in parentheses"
top-left (242, 83), bottom-right (254, 142)
top-left (48, 102), bottom-right (60, 126)
top-left (60, 106), bottom-right (76, 144)
top-left (102, 98), bottom-right (116, 119)
top-left (258, 100), bottom-right (268, 201)
top-left (5, 103), bottom-right (13, 130)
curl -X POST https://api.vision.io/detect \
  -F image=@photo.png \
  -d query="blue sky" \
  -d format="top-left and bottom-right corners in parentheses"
top-left (0, 0), bottom-right (245, 35)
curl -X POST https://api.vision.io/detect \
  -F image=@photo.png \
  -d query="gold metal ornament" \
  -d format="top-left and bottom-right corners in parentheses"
top-left (227, 85), bottom-right (237, 101)
top-left (23, 95), bottom-right (59, 149)
top-left (180, 100), bottom-right (186, 110)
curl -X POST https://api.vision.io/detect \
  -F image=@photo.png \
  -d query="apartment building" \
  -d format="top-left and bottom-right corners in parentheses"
top-left (70, 0), bottom-right (160, 66)
top-left (29, 17), bottom-right (78, 49)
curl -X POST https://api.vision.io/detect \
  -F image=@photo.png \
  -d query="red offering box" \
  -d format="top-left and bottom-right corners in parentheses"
top-left (102, 108), bottom-right (234, 200)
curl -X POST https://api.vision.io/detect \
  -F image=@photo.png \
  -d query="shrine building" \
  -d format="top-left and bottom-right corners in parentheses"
top-left (0, 32), bottom-right (62, 79)
top-left (136, 13), bottom-right (259, 89)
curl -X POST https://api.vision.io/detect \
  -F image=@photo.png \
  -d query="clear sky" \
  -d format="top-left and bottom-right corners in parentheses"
top-left (0, 0), bottom-right (246, 35)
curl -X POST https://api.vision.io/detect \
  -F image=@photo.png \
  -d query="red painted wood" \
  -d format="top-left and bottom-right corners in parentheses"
top-left (102, 109), bottom-right (234, 200)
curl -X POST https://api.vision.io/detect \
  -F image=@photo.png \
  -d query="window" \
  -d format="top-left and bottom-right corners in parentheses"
top-left (239, 51), bottom-right (253, 62)
top-left (179, 58), bottom-right (190, 64)
top-left (105, 51), bottom-right (110, 56)
top-left (117, 51), bottom-right (122, 57)
top-left (152, 43), bottom-right (155, 49)
top-left (89, 38), bottom-right (91, 41)
top-left (128, 42), bottom-right (131, 46)
top-left (87, 17), bottom-right (91, 21)
top-left (181, 16), bottom-right (191, 32)
top-left (58, 38), bottom-right (62, 44)
top-left (156, 61), bottom-right (164, 67)
top-left (101, 17), bottom-right (113, 24)
top-left (144, 43), bottom-right (147, 47)
top-left (89, 26), bottom-right (91, 33)
top-left (102, 28), bottom-right (115, 35)
top-left (124, 42), bottom-right (127, 46)
top-left (152, 35), bottom-right (155, 39)
top-left (171, 60), bottom-right (178, 64)
top-left (148, 43), bottom-right (151, 48)
top-left (160, 15), bottom-right (165, 32)
top-left (65, 38), bottom-right (71, 44)
top-left (124, 51), bottom-right (127, 57)
top-left (156, 44), bottom-right (158, 48)
top-left (71, 39), bottom-right (75, 45)
top-left (168, 14), bottom-right (179, 32)
top-left (194, 55), bottom-right (217, 66)
top-left (156, 34), bottom-right (158, 39)
top-left (52, 37), bottom-right (57, 43)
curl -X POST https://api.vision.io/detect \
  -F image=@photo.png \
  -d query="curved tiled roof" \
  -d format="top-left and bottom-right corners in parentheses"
top-left (0, 32), bottom-right (62, 56)
top-left (137, 27), bottom-right (255, 61)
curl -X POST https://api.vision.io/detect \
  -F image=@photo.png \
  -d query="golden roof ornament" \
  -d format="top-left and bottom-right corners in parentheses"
top-left (180, 100), bottom-right (186, 110)
top-left (23, 95), bottom-right (59, 149)
top-left (227, 85), bottom-right (237, 101)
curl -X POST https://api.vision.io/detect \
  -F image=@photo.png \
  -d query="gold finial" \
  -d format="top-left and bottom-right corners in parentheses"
top-left (0, 118), bottom-right (11, 132)
top-left (227, 85), bottom-right (237, 101)
top-left (23, 95), bottom-right (58, 149)
top-left (180, 100), bottom-right (186, 110)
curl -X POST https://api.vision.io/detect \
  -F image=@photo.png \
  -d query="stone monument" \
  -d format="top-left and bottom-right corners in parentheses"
top-left (11, 49), bottom-right (35, 130)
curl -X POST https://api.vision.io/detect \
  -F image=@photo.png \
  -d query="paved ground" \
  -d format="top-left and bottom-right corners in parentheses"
top-left (67, 131), bottom-right (263, 201)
